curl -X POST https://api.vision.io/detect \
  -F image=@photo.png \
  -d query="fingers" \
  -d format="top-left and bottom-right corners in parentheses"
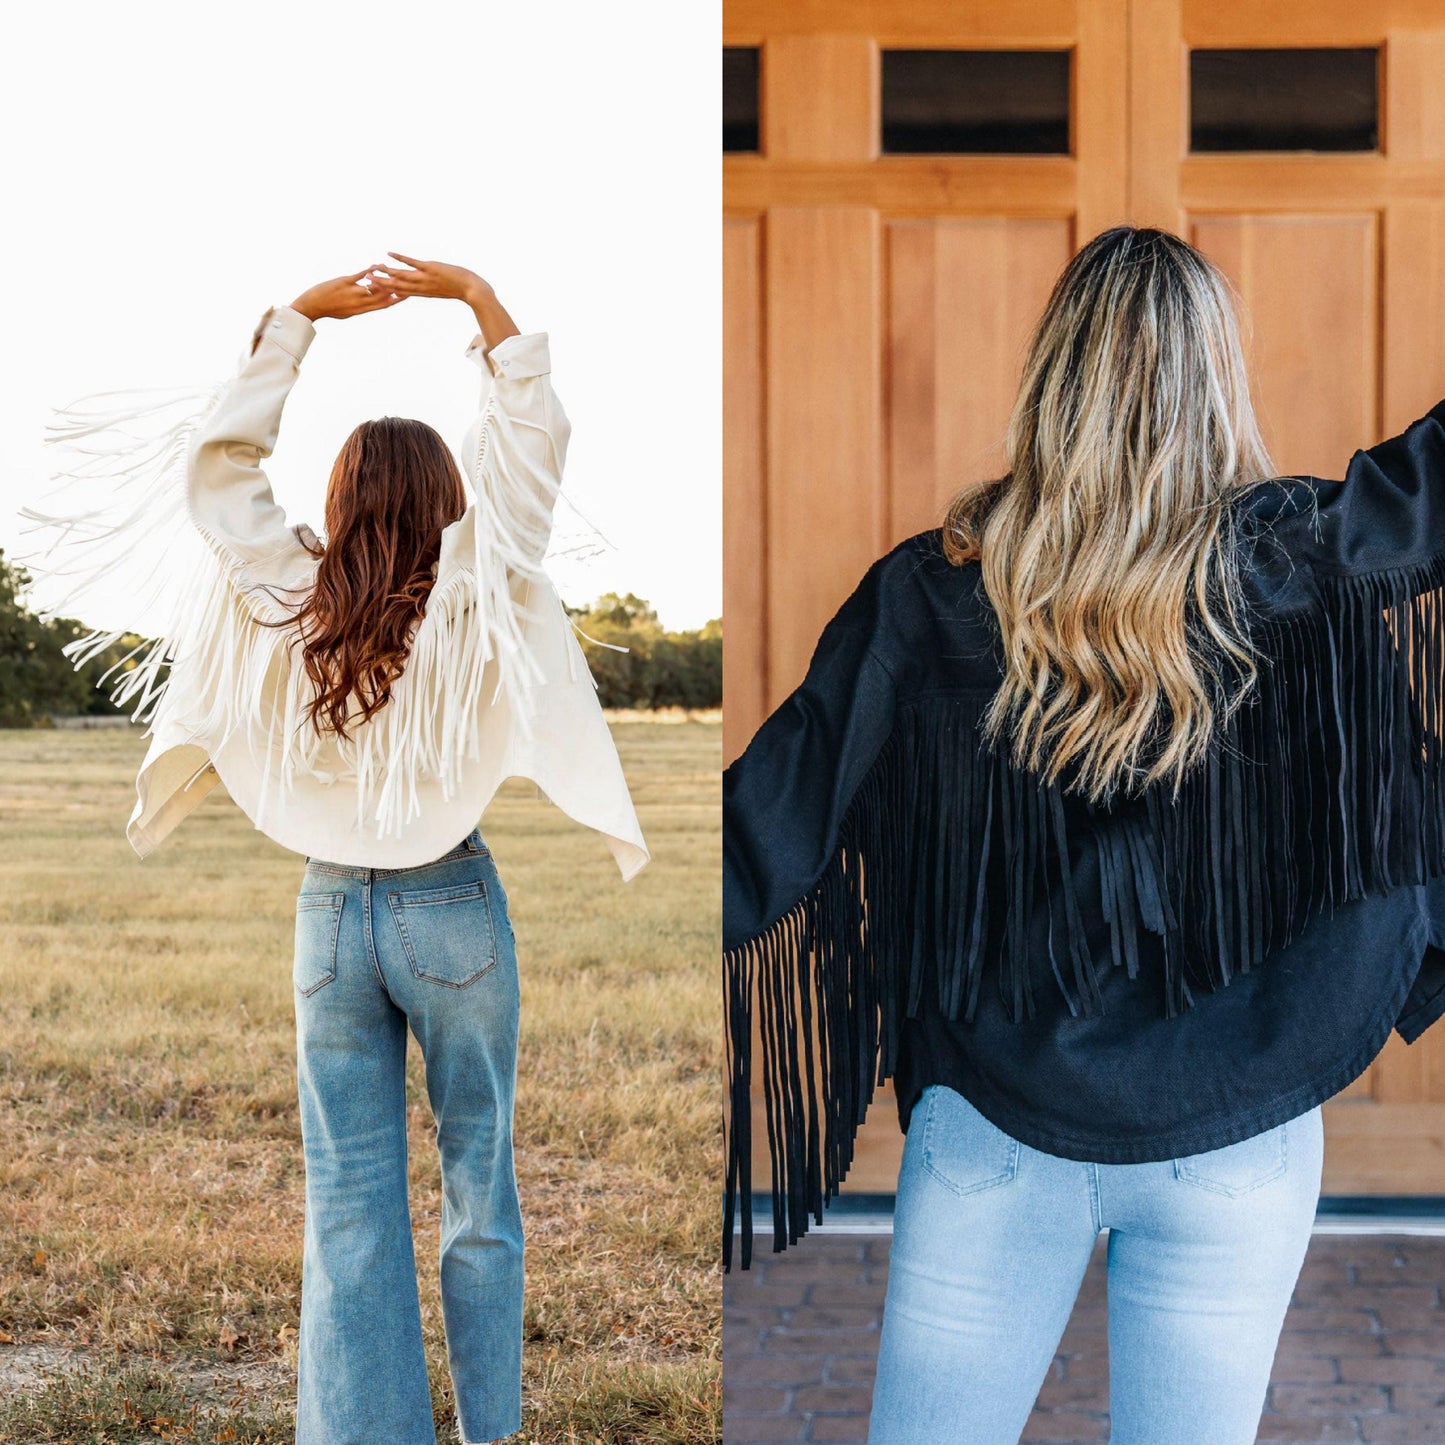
top-left (322, 263), bottom-right (416, 316)
top-left (387, 250), bottom-right (427, 268)
top-left (362, 268), bottom-right (407, 297)
top-left (335, 286), bottom-right (404, 316)
top-left (361, 287), bottom-right (404, 309)
top-left (327, 265), bottom-right (397, 294)
top-left (369, 267), bottom-right (431, 297)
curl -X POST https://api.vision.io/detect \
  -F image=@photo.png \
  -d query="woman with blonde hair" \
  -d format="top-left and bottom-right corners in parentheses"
top-left (21, 255), bottom-right (649, 1444)
top-left (723, 225), bottom-right (1445, 1442)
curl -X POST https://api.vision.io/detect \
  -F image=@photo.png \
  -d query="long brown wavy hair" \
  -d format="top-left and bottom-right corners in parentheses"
top-left (943, 225), bottom-right (1276, 806)
top-left (255, 416), bottom-right (467, 741)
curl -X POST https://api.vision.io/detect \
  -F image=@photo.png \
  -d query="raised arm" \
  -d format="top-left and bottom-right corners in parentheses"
top-left (186, 269), bottom-right (403, 581)
top-left (375, 254), bottom-right (569, 568)
top-left (724, 608), bottom-right (898, 952)
top-left (1260, 399), bottom-right (1445, 581)
top-left (461, 274), bottom-right (521, 351)
top-left (460, 328), bottom-right (569, 564)
top-left (722, 562), bottom-right (899, 1269)
top-left (184, 303), bottom-right (317, 574)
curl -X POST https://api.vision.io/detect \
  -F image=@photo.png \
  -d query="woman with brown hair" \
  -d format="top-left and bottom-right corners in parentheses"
top-left (20, 256), bottom-right (649, 1444)
top-left (723, 225), bottom-right (1445, 1442)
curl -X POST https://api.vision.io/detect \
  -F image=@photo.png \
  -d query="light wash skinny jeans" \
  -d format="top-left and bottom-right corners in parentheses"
top-left (292, 825), bottom-right (522, 1445)
top-left (868, 1084), bottom-right (1324, 1445)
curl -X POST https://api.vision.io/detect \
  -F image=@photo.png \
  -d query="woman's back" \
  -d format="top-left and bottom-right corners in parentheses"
top-left (721, 230), bottom-right (1445, 1266)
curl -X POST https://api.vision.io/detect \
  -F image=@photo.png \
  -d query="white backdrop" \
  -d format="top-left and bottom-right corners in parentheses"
top-left (0, 0), bottom-right (720, 631)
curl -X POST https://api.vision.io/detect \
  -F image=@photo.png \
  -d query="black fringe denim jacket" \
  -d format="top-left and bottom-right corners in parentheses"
top-left (723, 399), bottom-right (1445, 1269)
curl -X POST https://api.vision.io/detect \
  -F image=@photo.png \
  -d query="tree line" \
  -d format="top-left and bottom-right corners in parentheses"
top-left (0, 551), bottom-right (721, 727)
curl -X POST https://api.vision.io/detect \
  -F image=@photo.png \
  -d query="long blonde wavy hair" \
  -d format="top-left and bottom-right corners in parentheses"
top-left (943, 225), bottom-right (1276, 806)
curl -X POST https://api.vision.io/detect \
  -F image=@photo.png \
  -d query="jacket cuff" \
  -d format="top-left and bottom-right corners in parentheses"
top-left (464, 329), bottom-right (550, 380)
top-left (251, 304), bottom-right (316, 364)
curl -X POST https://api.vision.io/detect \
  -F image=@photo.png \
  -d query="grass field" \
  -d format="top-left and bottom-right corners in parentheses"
top-left (0, 721), bottom-right (720, 1443)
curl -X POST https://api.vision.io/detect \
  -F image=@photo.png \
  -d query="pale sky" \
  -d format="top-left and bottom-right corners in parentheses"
top-left (0, 0), bottom-right (720, 632)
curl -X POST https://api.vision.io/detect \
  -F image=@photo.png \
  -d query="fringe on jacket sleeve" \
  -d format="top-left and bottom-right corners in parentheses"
top-left (15, 309), bottom-right (336, 827)
top-left (722, 565), bottom-right (899, 1271)
top-left (427, 332), bottom-right (571, 730)
top-left (15, 374), bottom-right (243, 724)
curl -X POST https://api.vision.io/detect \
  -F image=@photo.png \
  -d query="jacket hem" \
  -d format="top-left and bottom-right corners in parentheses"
top-left (1395, 981), bottom-right (1445, 1046)
top-left (895, 960), bottom-right (1420, 1166)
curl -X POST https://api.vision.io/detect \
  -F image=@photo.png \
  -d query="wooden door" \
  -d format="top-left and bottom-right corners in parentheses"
top-left (723, 0), bottom-right (1445, 1197)
top-left (1144, 0), bottom-right (1445, 1194)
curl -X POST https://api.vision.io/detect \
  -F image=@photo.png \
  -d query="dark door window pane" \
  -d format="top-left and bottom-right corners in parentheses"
top-left (1190, 49), bottom-right (1378, 152)
top-left (881, 49), bottom-right (1071, 155)
top-left (724, 47), bottom-right (760, 153)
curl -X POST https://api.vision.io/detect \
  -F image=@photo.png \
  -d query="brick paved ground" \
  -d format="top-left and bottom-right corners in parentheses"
top-left (722, 1232), bottom-right (1445, 1444)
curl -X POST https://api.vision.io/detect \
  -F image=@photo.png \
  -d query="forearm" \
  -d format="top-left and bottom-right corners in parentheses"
top-left (188, 306), bottom-right (314, 568)
top-left (1285, 399), bottom-right (1445, 579)
top-left (465, 281), bottom-right (521, 352)
top-left (721, 624), bottom-right (898, 953)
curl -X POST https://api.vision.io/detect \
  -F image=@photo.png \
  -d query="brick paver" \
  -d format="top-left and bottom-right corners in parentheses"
top-left (722, 1233), bottom-right (1445, 1444)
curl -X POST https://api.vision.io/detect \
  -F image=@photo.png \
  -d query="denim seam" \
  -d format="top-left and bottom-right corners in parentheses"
top-left (360, 876), bottom-right (390, 995)
top-left (296, 892), bottom-right (344, 910)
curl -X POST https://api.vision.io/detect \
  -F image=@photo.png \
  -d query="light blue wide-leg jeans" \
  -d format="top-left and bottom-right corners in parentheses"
top-left (867, 1084), bottom-right (1324, 1445)
top-left (292, 825), bottom-right (523, 1445)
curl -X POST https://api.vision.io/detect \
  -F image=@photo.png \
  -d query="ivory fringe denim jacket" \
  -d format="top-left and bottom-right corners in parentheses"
top-left (21, 303), bottom-right (649, 878)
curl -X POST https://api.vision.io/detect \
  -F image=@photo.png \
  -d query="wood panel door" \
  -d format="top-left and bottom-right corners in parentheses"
top-left (723, 0), bottom-right (1445, 1198)
top-left (1138, 0), bottom-right (1445, 1194)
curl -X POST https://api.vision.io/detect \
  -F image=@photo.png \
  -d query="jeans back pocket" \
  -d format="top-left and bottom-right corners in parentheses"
top-left (294, 892), bottom-right (344, 996)
top-left (1174, 1123), bottom-right (1288, 1197)
top-left (386, 878), bottom-right (498, 988)
top-left (920, 1085), bottom-right (1021, 1196)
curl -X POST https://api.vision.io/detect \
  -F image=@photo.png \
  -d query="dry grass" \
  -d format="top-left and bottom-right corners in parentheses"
top-left (0, 723), bottom-right (720, 1443)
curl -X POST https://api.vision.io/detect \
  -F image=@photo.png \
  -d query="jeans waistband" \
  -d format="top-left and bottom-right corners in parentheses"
top-left (304, 826), bottom-right (487, 879)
